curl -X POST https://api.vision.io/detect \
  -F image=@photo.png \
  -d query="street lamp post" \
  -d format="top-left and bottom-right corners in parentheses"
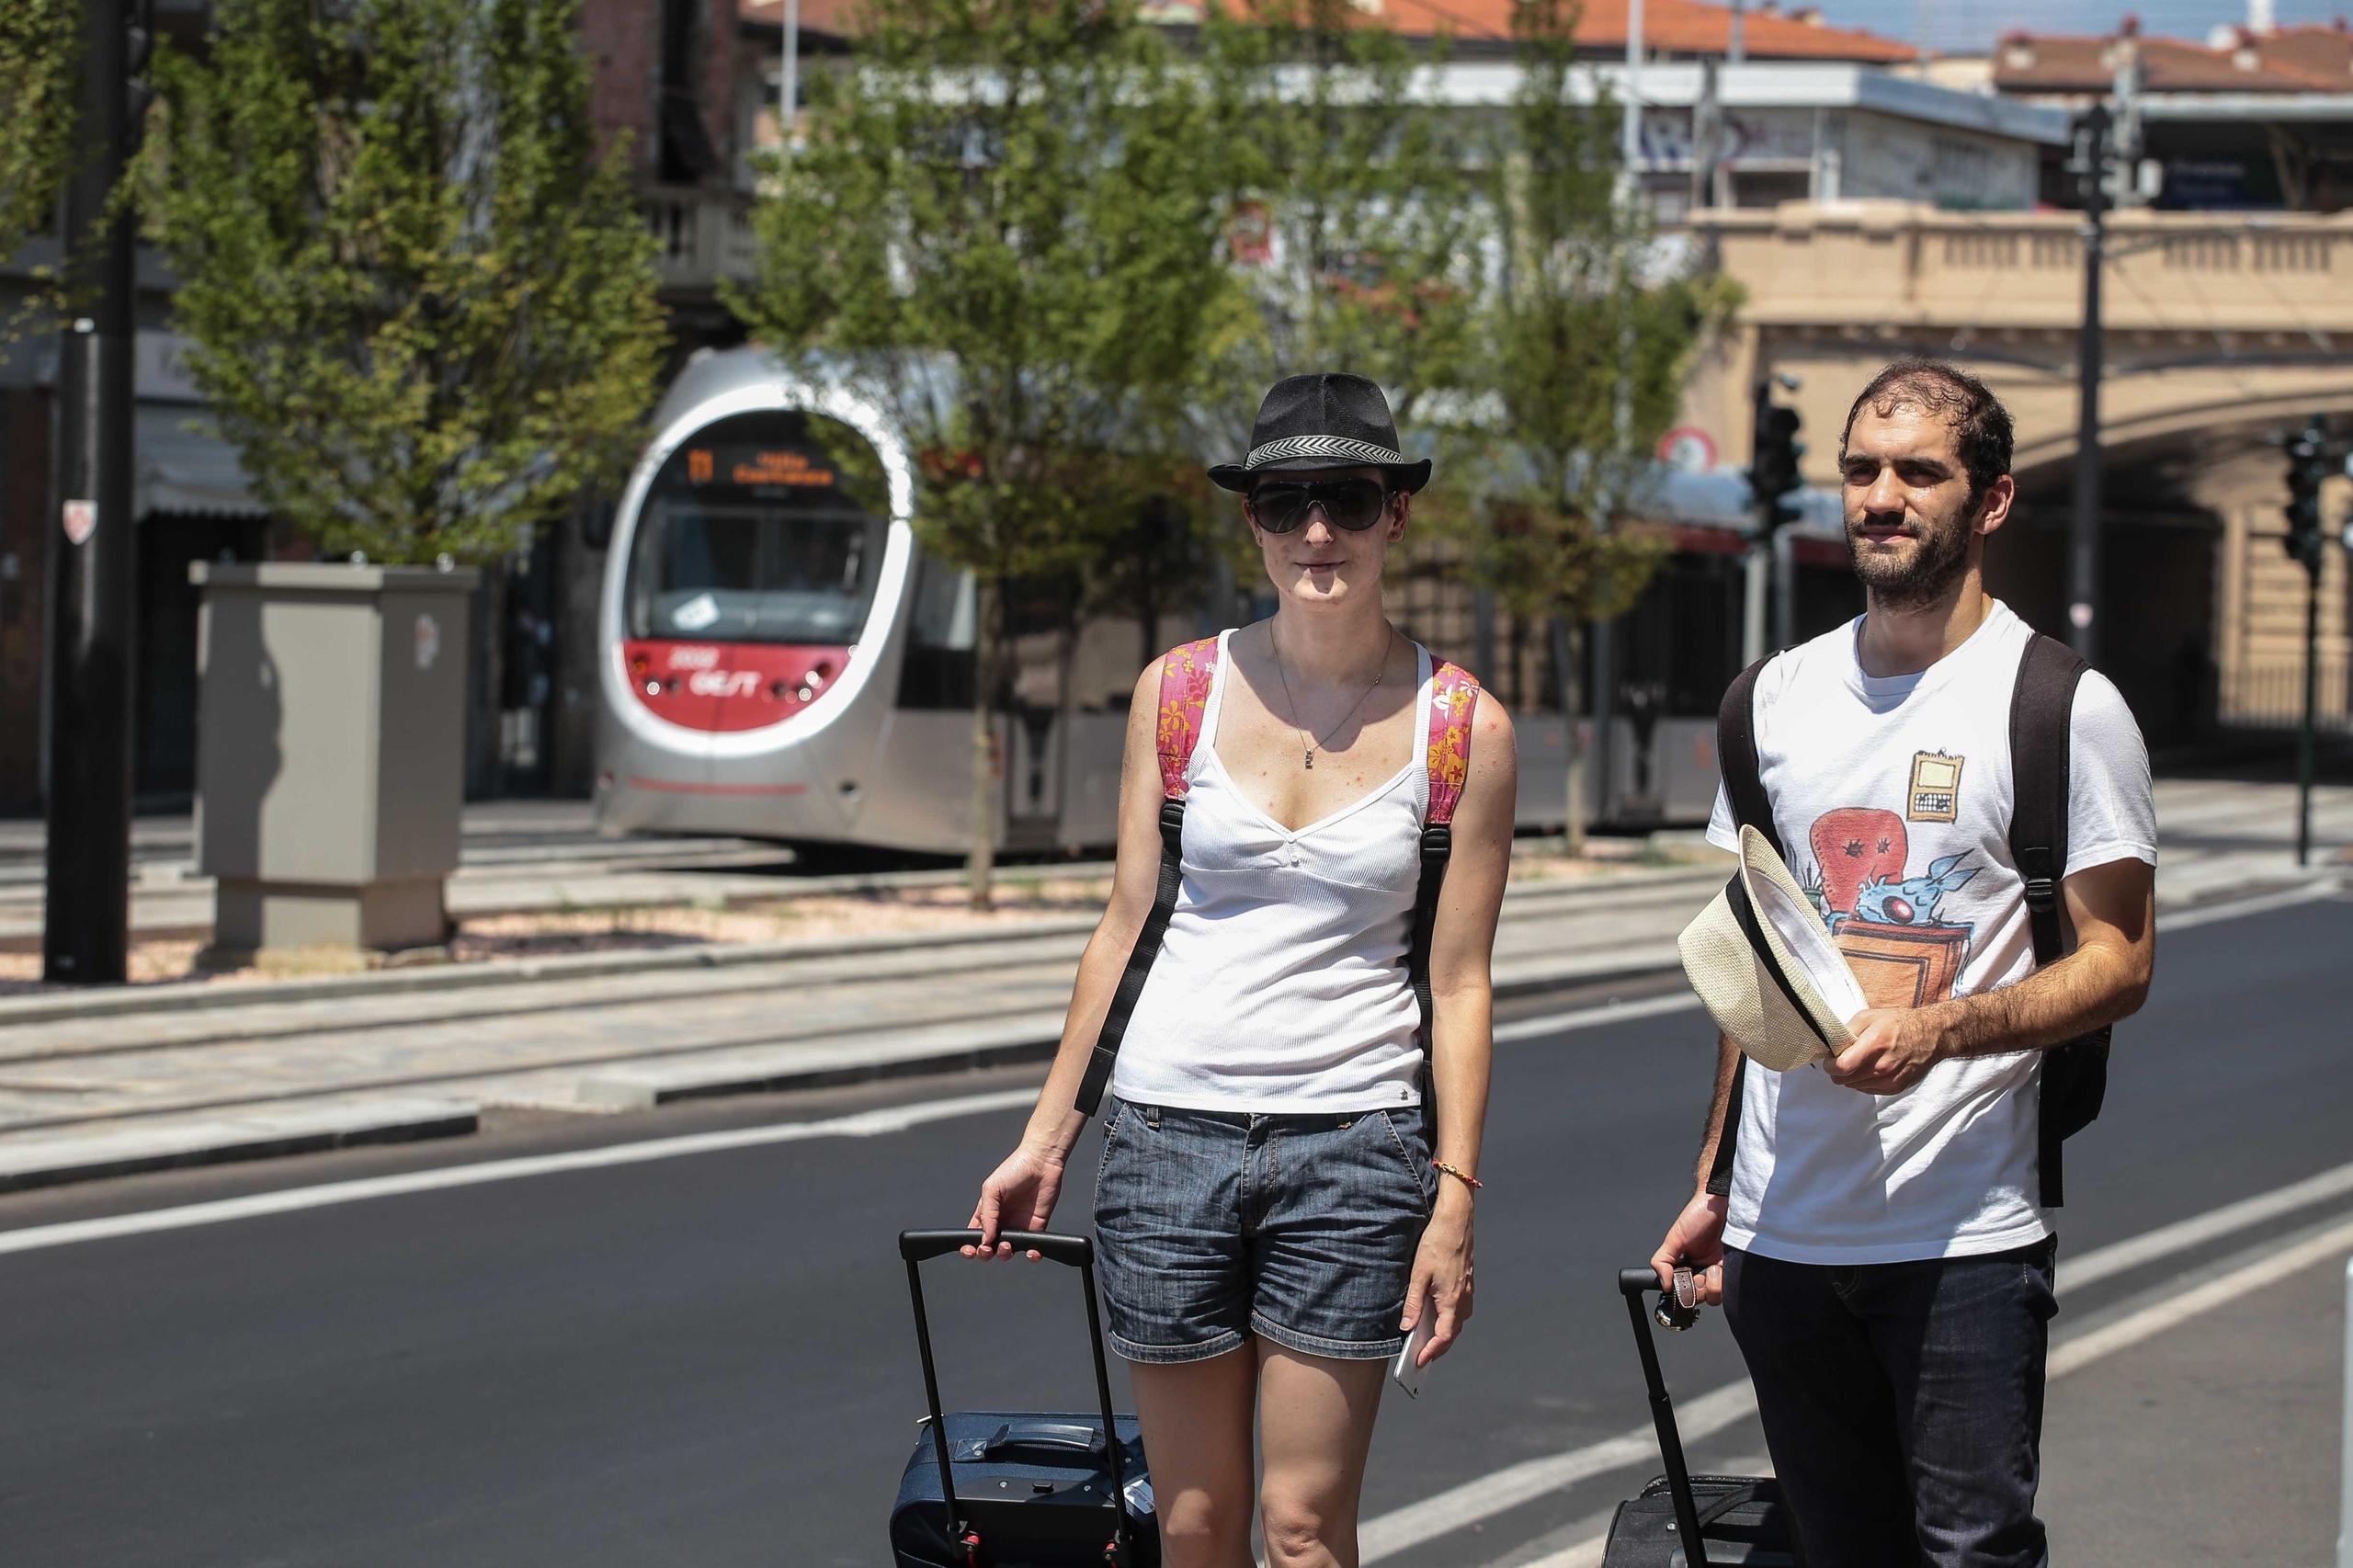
top-left (42, 0), bottom-right (145, 985)
top-left (2069, 102), bottom-right (2110, 667)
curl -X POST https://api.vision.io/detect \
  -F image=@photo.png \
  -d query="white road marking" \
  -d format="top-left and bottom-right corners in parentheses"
top-left (0, 989), bottom-right (1705, 1257)
top-left (1362, 1184), bottom-right (2353, 1564)
top-left (0, 1086), bottom-right (1044, 1257)
top-left (2153, 877), bottom-right (2340, 931)
top-left (1495, 992), bottom-right (1698, 1041)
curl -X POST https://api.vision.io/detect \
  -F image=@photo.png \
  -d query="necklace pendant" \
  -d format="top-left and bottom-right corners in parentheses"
top-left (1303, 750), bottom-right (1315, 770)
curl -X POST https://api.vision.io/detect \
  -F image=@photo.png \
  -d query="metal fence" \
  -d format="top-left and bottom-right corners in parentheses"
top-left (2223, 660), bottom-right (2353, 733)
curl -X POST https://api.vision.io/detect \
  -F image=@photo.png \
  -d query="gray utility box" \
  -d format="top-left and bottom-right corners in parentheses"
top-left (191, 562), bottom-right (480, 960)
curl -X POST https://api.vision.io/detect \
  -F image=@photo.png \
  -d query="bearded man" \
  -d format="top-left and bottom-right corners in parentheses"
top-left (1651, 358), bottom-right (2158, 1568)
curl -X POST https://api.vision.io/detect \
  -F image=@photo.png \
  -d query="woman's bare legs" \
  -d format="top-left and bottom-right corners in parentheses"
top-left (1256, 1343), bottom-right (1389, 1568)
top-left (1131, 1348), bottom-right (1259, 1568)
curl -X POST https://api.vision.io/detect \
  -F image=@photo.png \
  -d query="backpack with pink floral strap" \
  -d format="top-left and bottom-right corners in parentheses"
top-left (1074, 636), bottom-right (1483, 1117)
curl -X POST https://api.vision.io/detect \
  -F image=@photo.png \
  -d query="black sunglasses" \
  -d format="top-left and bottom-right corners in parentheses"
top-left (1245, 478), bottom-right (1392, 535)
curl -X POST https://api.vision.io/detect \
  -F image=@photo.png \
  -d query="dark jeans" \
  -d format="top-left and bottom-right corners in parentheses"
top-left (1723, 1238), bottom-right (2060, 1568)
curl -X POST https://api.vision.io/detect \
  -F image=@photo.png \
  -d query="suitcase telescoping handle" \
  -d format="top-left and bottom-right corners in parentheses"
top-left (1618, 1267), bottom-right (1713, 1568)
top-left (900, 1229), bottom-right (1096, 1267)
top-left (899, 1229), bottom-right (1132, 1566)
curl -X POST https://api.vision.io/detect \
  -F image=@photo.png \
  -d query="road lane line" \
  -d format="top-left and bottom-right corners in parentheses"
top-left (0, 990), bottom-right (1724, 1256)
top-left (0, 1086), bottom-right (1044, 1256)
top-left (1492, 1214), bottom-right (2353, 1568)
top-left (0, 878), bottom-right (2332, 1262)
top-left (1360, 1187), bottom-right (2353, 1563)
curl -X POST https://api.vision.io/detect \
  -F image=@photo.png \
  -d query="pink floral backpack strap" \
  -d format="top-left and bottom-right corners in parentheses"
top-left (1154, 636), bottom-right (1221, 800)
top-left (1425, 660), bottom-right (1483, 825)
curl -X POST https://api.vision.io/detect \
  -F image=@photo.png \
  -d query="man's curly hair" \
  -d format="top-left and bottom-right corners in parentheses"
top-left (1838, 358), bottom-right (2014, 506)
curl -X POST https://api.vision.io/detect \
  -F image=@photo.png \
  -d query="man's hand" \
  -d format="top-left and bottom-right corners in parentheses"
top-left (1827, 1006), bottom-right (1950, 1096)
top-left (1651, 1190), bottom-right (1730, 1304)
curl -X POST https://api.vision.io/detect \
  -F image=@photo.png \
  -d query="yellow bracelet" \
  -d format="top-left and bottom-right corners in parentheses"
top-left (1432, 1160), bottom-right (1483, 1190)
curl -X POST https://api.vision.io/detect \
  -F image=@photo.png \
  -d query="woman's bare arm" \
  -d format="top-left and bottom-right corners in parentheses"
top-left (967, 662), bottom-right (1172, 1256)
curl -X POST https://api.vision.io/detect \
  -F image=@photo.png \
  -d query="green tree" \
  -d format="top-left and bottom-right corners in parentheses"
top-left (1446, 0), bottom-right (1735, 852)
top-left (727, 0), bottom-right (1245, 906)
top-left (1194, 0), bottom-right (1488, 490)
top-left (133, 0), bottom-right (666, 564)
top-left (0, 0), bottom-right (81, 342)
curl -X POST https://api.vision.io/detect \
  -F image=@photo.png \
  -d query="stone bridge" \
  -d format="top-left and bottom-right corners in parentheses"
top-left (1678, 202), bottom-right (2353, 743)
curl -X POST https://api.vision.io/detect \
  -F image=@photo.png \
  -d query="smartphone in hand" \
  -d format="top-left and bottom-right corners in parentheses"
top-left (1391, 1287), bottom-right (1437, 1399)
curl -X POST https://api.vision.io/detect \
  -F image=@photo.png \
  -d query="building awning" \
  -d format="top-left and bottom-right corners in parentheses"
top-left (136, 403), bottom-right (268, 519)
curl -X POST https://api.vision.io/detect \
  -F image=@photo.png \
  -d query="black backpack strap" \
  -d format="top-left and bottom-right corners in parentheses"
top-left (1706, 655), bottom-right (1778, 1199)
top-left (1075, 799), bottom-right (1187, 1117)
top-left (2010, 632), bottom-right (2106, 1208)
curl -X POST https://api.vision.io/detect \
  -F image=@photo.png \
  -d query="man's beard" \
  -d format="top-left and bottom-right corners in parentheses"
top-left (1847, 502), bottom-right (1973, 610)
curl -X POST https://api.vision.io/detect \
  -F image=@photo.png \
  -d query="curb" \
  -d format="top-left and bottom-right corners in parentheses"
top-left (0, 949), bottom-right (1689, 1193)
top-left (0, 862), bottom-right (1727, 1029)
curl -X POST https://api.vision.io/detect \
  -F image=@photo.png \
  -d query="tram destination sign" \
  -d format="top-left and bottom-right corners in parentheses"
top-left (682, 445), bottom-right (837, 490)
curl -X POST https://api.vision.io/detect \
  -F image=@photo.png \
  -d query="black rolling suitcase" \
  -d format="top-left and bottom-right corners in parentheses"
top-left (888, 1229), bottom-right (1158, 1568)
top-left (1603, 1267), bottom-right (1803, 1568)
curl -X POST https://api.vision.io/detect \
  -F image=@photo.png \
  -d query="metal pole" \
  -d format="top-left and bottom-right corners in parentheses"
top-left (2337, 1257), bottom-right (2351, 1568)
top-left (1742, 545), bottom-right (1768, 665)
top-left (2069, 103), bottom-right (2109, 666)
top-left (779, 0), bottom-right (801, 153)
top-left (1772, 525), bottom-right (1797, 652)
top-left (1728, 0), bottom-right (1745, 64)
top-left (43, 0), bottom-right (137, 986)
top-left (1621, 0), bottom-right (1643, 176)
top-left (2299, 548), bottom-right (2319, 868)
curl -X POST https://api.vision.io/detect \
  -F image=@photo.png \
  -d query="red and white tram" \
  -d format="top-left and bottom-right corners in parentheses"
top-left (595, 346), bottom-right (1815, 853)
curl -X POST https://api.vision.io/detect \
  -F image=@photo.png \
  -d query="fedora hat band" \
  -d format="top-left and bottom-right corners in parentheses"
top-left (1722, 871), bottom-right (1830, 1050)
top-left (1245, 434), bottom-right (1405, 471)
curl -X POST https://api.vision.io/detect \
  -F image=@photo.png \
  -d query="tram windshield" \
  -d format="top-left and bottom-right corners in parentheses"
top-left (624, 410), bottom-right (888, 645)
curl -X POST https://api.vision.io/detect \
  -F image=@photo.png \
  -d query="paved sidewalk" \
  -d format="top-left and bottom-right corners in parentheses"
top-left (0, 778), bottom-right (2340, 1192)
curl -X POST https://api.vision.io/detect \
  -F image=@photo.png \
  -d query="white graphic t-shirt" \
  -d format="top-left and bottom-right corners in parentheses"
top-left (1705, 600), bottom-right (2155, 1264)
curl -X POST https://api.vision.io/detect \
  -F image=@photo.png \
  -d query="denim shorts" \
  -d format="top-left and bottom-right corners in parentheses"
top-left (1092, 1096), bottom-right (1437, 1364)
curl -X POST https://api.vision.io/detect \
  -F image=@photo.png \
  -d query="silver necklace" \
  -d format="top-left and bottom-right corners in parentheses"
top-left (1269, 629), bottom-right (1390, 770)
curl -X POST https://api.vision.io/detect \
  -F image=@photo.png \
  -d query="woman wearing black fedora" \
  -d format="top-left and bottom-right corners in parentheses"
top-left (961, 372), bottom-right (1517, 1567)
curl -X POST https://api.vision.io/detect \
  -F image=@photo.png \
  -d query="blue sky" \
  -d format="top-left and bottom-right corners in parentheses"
top-left (1806, 1), bottom-right (2349, 54)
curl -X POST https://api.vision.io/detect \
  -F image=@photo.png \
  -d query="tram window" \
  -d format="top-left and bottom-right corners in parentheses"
top-left (897, 560), bottom-right (978, 710)
top-left (622, 410), bottom-right (890, 646)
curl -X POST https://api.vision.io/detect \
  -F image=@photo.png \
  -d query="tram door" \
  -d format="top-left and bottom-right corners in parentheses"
top-left (1001, 582), bottom-right (1073, 852)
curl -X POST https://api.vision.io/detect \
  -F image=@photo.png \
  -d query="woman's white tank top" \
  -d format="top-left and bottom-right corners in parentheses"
top-left (1107, 630), bottom-right (1435, 1114)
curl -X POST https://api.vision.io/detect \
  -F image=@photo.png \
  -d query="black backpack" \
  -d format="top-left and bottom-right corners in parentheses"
top-left (1706, 633), bottom-right (2110, 1208)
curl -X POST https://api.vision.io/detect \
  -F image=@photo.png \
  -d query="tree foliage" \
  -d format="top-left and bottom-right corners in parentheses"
top-left (0, 0), bottom-right (80, 342)
top-left (134, 0), bottom-right (666, 564)
top-left (1435, 0), bottom-right (1737, 845)
top-left (726, 0), bottom-right (1246, 901)
top-left (1201, 1), bottom-right (1486, 443)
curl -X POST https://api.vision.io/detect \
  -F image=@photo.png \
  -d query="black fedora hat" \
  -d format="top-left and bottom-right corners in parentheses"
top-left (1208, 372), bottom-right (1433, 494)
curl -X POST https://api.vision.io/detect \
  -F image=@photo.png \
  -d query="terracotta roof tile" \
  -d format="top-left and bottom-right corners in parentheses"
top-left (1994, 25), bottom-right (2353, 94)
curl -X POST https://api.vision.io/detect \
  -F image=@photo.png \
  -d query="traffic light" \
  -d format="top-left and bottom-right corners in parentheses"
top-left (2283, 416), bottom-right (2329, 576)
top-left (1749, 379), bottom-right (1804, 534)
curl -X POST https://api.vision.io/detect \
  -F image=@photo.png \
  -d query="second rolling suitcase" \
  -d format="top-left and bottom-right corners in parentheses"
top-left (1602, 1267), bottom-right (1802, 1568)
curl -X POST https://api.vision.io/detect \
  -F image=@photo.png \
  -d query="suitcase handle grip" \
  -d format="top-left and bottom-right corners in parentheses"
top-left (1619, 1266), bottom-right (1663, 1298)
top-left (964, 1419), bottom-right (1108, 1460)
top-left (899, 1229), bottom-right (1093, 1267)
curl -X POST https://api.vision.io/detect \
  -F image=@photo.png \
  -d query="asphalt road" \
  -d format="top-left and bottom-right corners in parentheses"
top-left (1, 890), bottom-right (2347, 1567)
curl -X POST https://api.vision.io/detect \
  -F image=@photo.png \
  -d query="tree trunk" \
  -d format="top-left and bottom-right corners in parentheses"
top-left (967, 577), bottom-right (1001, 911)
top-left (1553, 615), bottom-right (1586, 859)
